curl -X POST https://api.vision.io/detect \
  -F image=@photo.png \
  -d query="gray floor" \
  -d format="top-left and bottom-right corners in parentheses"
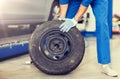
top-left (0, 35), bottom-right (120, 79)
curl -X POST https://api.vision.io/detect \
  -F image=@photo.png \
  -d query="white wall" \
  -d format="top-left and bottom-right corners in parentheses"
top-left (113, 0), bottom-right (120, 15)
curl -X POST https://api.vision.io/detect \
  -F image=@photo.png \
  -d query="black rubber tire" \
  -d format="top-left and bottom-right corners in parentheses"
top-left (29, 20), bottom-right (85, 75)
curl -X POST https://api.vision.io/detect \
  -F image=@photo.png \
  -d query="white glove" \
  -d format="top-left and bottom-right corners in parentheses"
top-left (59, 18), bottom-right (78, 32)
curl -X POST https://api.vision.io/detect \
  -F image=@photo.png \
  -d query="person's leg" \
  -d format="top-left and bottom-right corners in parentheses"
top-left (91, 0), bottom-right (110, 64)
top-left (91, 0), bottom-right (118, 77)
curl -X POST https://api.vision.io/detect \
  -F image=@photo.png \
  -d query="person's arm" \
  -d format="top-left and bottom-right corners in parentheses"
top-left (59, 0), bottom-right (93, 32)
top-left (59, 4), bottom-right (88, 32)
top-left (59, 4), bottom-right (68, 18)
top-left (74, 0), bottom-right (93, 21)
top-left (74, 4), bottom-right (88, 21)
top-left (59, 0), bottom-right (69, 18)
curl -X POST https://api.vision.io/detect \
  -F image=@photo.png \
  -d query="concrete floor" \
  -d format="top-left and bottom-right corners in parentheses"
top-left (0, 35), bottom-right (120, 79)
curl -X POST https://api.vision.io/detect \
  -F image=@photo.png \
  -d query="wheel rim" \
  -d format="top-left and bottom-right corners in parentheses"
top-left (40, 29), bottom-right (72, 61)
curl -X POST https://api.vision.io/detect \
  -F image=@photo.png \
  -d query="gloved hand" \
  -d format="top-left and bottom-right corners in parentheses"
top-left (59, 18), bottom-right (78, 32)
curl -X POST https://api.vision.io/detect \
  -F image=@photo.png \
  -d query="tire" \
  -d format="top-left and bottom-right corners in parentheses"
top-left (29, 20), bottom-right (85, 75)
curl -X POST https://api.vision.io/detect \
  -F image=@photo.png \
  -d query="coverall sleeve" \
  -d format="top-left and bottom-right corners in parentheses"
top-left (59, 0), bottom-right (69, 4)
top-left (81, 0), bottom-right (93, 7)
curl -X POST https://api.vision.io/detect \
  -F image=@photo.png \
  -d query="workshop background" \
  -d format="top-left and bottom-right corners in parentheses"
top-left (0, 0), bottom-right (120, 79)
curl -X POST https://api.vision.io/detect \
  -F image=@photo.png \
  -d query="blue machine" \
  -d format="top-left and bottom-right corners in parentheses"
top-left (0, 35), bottom-right (30, 60)
top-left (0, 41), bottom-right (28, 60)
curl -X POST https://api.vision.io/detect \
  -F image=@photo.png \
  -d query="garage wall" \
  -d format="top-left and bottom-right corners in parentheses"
top-left (113, 0), bottom-right (120, 15)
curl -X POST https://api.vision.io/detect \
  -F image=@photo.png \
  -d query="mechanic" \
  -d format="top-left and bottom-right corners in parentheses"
top-left (59, 0), bottom-right (118, 77)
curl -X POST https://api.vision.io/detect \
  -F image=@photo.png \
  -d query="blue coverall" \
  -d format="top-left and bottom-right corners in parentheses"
top-left (59, 0), bottom-right (111, 64)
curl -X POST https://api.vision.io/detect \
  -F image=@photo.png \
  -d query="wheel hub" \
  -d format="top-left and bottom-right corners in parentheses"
top-left (40, 30), bottom-right (72, 61)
